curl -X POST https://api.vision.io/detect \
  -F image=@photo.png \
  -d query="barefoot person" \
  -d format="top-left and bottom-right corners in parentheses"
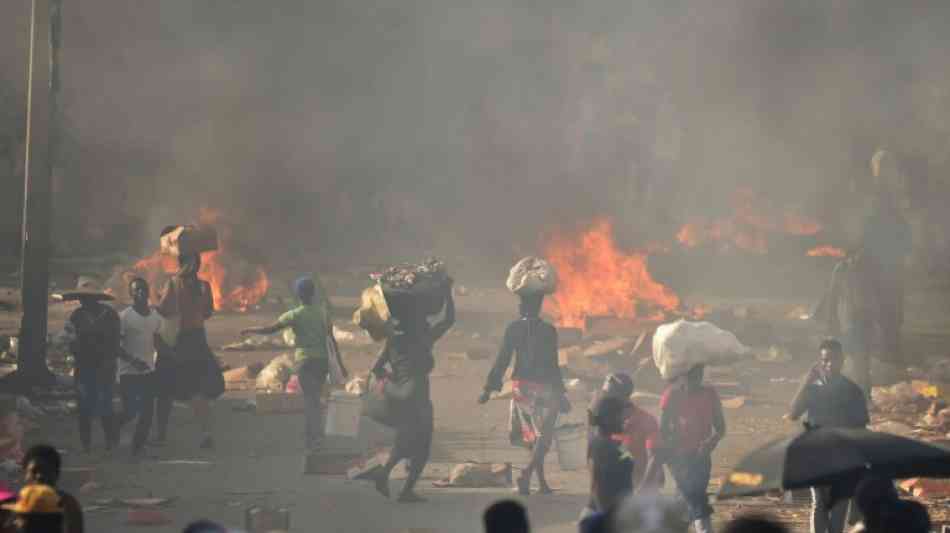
top-left (118, 278), bottom-right (161, 456)
top-left (242, 276), bottom-right (338, 453)
top-left (368, 280), bottom-right (455, 503)
top-left (478, 292), bottom-right (570, 495)
top-left (155, 253), bottom-right (225, 449)
top-left (587, 396), bottom-right (634, 514)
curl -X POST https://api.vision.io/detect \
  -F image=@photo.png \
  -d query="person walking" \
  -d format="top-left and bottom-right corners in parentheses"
top-left (155, 253), bottom-right (225, 450)
top-left (479, 292), bottom-right (570, 496)
top-left (118, 277), bottom-right (162, 456)
top-left (242, 276), bottom-right (341, 453)
top-left (368, 281), bottom-right (455, 503)
top-left (787, 339), bottom-right (869, 533)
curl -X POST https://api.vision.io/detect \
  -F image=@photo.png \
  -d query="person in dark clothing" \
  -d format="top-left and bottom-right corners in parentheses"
top-left (368, 281), bottom-right (455, 503)
top-left (787, 339), bottom-right (869, 533)
top-left (862, 152), bottom-right (912, 369)
top-left (20, 445), bottom-right (83, 533)
top-left (642, 364), bottom-right (724, 533)
top-left (483, 500), bottom-right (530, 533)
top-left (478, 293), bottom-right (570, 495)
top-left (588, 396), bottom-right (634, 514)
top-left (63, 279), bottom-right (146, 453)
top-left (182, 519), bottom-right (227, 533)
top-left (156, 253), bottom-right (225, 450)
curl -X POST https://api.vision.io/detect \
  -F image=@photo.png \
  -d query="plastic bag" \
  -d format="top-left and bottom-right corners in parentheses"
top-left (652, 319), bottom-right (749, 380)
top-left (352, 285), bottom-right (393, 342)
top-left (506, 256), bottom-right (558, 295)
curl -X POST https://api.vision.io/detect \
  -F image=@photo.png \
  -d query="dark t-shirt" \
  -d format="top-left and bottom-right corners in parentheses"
top-left (589, 434), bottom-right (634, 512)
top-left (68, 303), bottom-right (121, 375)
top-left (801, 376), bottom-right (869, 429)
top-left (485, 317), bottom-right (564, 394)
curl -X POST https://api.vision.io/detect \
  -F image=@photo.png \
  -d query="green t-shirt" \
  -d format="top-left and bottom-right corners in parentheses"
top-left (278, 304), bottom-right (329, 363)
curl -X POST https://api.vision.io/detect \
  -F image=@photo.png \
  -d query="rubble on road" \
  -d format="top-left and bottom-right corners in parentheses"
top-left (432, 462), bottom-right (512, 488)
top-left (255, 354), bottom-right (296, 392)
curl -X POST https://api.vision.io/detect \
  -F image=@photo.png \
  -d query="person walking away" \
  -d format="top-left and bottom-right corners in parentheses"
top-left (478, 292), bottom-right (570, 496)
top-left (368, 281), bottom-right (455, 503)
top-left (644, 364), bottom-right (724, 533)
top-left (118, 278), bottom-right (162, 457)
top-left (588, 396), bottom-right (635, 515)
top-left (786, 339), bottom-right (869, 533)
top-left (155, 254), bottom-right (225, 450)
top-left (241, 276), bottom-right (335, 453)
top-left (483, 500), bottom-right (530, 533)
top-left (64, 278), bottom-right (145, 453)
top-left (19, 445), bottom-right (82, 533)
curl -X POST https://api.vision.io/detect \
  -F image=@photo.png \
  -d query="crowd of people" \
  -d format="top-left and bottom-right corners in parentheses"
top-left (0, 149), bottom-right (936, 531)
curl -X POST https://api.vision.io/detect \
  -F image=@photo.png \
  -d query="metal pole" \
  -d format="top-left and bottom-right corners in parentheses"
top-left (17, 0), bottom-right (59, 386)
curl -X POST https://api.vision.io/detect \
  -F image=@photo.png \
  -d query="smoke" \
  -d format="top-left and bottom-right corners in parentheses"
top-left (2, 1), bottom-right (949, 276)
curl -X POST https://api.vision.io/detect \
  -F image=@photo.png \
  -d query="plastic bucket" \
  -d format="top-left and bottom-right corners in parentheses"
top-left (554, 424), bottom-right (587, 471)
top-left (326, 392), bottom-right (361, 438)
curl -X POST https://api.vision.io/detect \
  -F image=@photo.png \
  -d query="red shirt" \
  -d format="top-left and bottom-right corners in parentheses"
top-left (660, 384), bottom-right (719, 453)
top-left (620, 404), bottom-right (659, 486)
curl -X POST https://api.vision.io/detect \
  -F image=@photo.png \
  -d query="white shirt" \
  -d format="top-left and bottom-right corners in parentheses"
top-left (118, 307), bottom-right (161, 377)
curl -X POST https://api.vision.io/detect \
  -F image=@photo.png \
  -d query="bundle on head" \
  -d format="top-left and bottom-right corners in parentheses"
top-left (373, 258), bottom-right (450, 320)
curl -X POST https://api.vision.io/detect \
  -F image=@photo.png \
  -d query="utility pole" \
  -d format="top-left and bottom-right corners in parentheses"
top-left (16, 0), bottom-right (61, 387)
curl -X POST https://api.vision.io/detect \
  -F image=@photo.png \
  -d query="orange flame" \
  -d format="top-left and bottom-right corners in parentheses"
top-left (807, 245), bottom-right (846, 258)
top-left (131, 208), bottom-right (270, 312)
top-left (543, 219), bottom-right (680, 328)
top-left (677, 188), bottom-right (821, 254)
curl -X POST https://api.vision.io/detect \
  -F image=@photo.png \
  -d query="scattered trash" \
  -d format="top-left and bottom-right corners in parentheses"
top-left (255, 354), bottom-right (296, 392)
top-left (119, 498), bottom-right (174, 508)
top-left (345, 377), bottom-right (366, 395)
top-left (246, 505), bottom-right (290, 533)
top-left (126, 508), bottom-right (172, 526)
top-left (756, 346), bottom-right (792, 364)
top-left (432, 462), bottom-right (512, 488)
top-left (899, 478), bottom-right (950, 499)
top-left (869, 420), bottom-right (916, 435)
top-left (79, 481), bottom-right (101, 495)
top-left (565, 379), bottom-right (583, 390)
top-left (722, 396), bottom-right (748, 409)
top-left (221, 335), bottom-right (287, 352)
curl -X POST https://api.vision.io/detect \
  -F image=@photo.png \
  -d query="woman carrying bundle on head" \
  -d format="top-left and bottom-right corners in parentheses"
top-left (367, 269), bottom-right (455, 504)
top-left (154, 250), bottom-right (225, 450)
top-left (478, 257), bottom-right (570, 495)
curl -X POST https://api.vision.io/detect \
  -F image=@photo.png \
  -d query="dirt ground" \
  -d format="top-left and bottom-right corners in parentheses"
top-left (2, 283), bottom-right (949, 533)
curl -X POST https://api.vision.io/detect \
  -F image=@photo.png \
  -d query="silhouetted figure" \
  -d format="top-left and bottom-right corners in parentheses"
top-left (483, 500), bottom-right (530, 533)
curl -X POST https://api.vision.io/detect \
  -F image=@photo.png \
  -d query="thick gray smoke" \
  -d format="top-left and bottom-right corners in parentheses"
top-left (2, 1), bottom-right (949, 278)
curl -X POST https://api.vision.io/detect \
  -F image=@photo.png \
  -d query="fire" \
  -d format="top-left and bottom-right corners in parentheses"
top-left (807, 245), bottom-right (846, 258)
top-left (543, 219), bottom-right (681, 328)
top-left (677, 188), bottom-right (822, 254)
top-left (131, 208), bottom-right (270, 312)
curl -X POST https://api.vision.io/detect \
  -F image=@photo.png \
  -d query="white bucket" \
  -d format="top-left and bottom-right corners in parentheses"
top-left (326, 391), bottom-right (361, 438)
top-left (554, 424), bottom-right (587, 471)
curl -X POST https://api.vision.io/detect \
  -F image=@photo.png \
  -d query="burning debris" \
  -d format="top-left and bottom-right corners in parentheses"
top-left (543, 219), bottom-right (681, 329)
top-left (806, 245), bottom-right (847, 258)
top-left (676, 188), bottom-right (822, 254)
top-left (119, 208), bottom-right (270, 312)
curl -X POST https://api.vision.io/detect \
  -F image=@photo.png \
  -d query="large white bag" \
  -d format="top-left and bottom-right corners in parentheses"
top-left (652, 319), bottom-right (750, 380)
top-left (506, 257), bottom-right (558, 295)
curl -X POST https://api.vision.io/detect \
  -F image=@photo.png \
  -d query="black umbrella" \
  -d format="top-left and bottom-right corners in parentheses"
top-left (718, 427), bottom-right (950, 500)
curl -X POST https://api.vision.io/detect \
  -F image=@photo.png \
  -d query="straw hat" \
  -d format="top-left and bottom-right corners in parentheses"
top-left (58, 276), bottom-right (114, 302)
top-left (1, 484), bottom-right (63, 515)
